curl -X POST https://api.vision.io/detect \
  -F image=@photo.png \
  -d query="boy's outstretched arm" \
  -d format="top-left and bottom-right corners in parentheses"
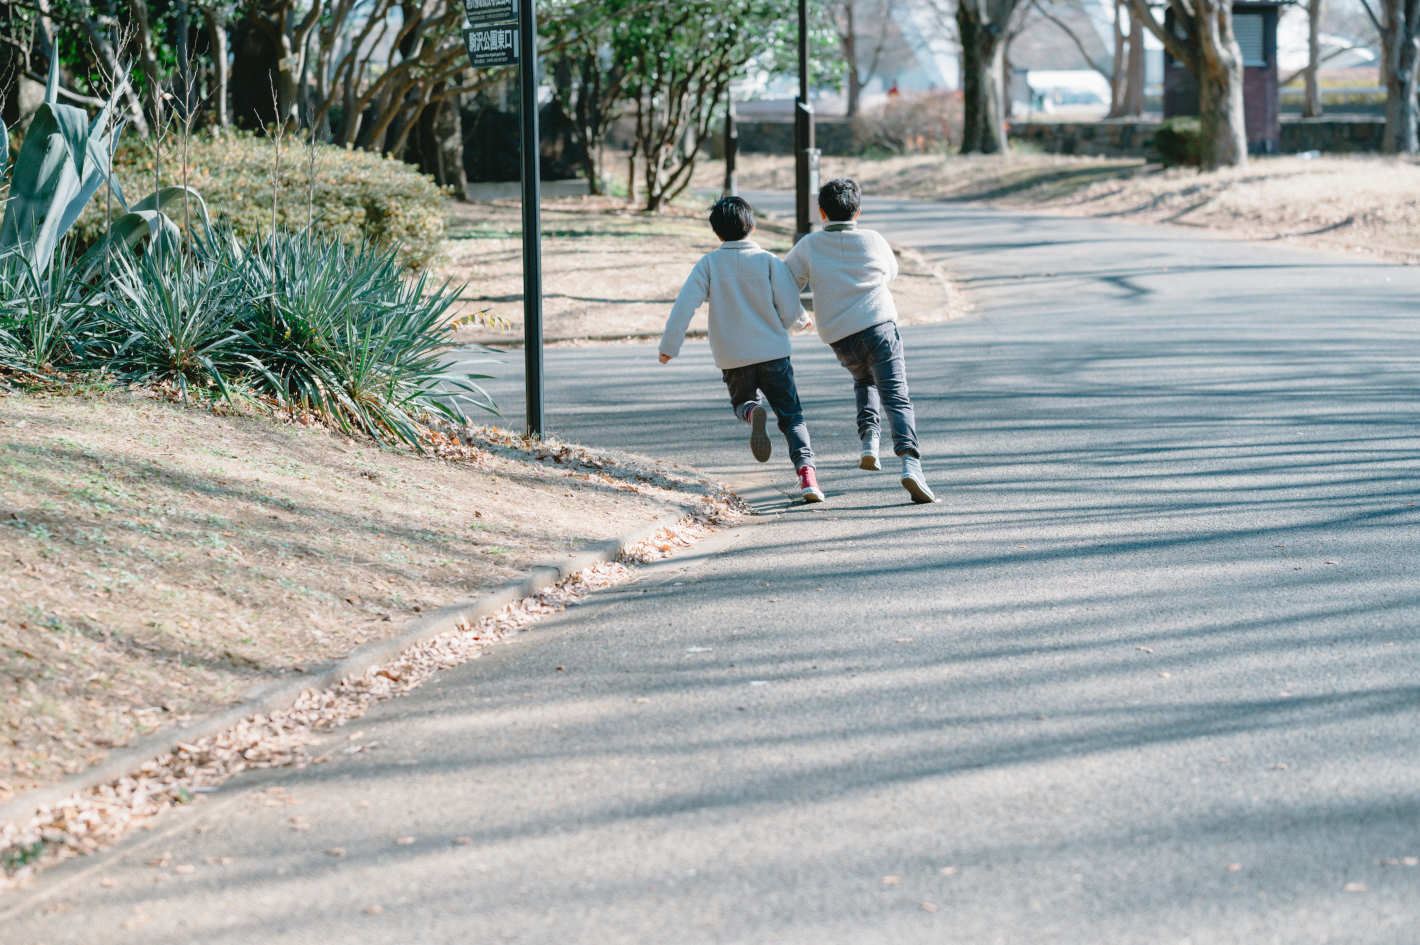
top-left (783, 240), bottom-right (811, 290)
top-left (769, 256), bottom-right (809, 331)
top-left (658, 258), bottom-right (709, 362)
top-left (875, 231), bottom-right (900, 283)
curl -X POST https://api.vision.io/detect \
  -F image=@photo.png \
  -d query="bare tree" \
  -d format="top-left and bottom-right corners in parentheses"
top-left (1361, 0), bottom-right (1419, 152)
top-left (1305, 0), bottom-right (1326, 115)
top-left (832, 0), bottom-right (898, 116)
top-left (1127, 0), bottom-right (1247, 169)
top-left (954, 0), bottom-right (1030, 153)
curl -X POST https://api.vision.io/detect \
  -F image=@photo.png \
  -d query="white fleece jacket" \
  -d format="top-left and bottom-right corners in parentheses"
top-left (659, 240), bottom-right (807, 370)
top-left (783, 221), bottom-right (899, 345)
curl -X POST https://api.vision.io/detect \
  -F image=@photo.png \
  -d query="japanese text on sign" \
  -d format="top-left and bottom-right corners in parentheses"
top-left (463, 0), bottom-right (518, 27)
top-left (463, 25), bottom-right (518, 67)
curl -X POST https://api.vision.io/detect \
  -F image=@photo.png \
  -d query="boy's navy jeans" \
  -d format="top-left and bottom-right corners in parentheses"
top-left (721, 356), bottom-right (814, 469)
top-left (830, 321), bottom-right (920, 458)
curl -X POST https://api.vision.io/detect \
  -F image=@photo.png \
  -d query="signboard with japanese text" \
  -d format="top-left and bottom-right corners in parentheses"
top-left (463, 0), bottom-right (518, 26)
top-left (463, 25), bottom-right (518, 67)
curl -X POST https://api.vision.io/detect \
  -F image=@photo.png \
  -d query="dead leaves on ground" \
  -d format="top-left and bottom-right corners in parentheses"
top-left (0, 500), bottom-right (740, 889)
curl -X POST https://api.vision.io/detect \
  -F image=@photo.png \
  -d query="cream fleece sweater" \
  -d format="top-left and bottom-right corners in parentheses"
top-left (658, 239), bottom-right (807, 370)
top-left (783, 221), bottom-right (899, 345)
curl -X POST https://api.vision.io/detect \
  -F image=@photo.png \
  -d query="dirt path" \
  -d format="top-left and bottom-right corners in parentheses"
top-left (439, 196), bottom-right (966, 347)
top-left (709, 152), bottom-right (1420, 265)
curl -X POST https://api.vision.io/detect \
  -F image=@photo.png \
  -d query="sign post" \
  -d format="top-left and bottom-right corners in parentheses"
top-left (461, 0), bottom-right (544, 438)
top-left (793, 0), bottom-right (818, 243)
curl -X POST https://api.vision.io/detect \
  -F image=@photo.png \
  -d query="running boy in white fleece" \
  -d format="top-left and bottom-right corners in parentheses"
top-left (784, 178), bottom-right (935, 504)
top-left (658, 196), bottom-right (824, 503)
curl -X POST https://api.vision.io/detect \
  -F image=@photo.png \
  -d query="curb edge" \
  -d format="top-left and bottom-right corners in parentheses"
top-left (0, 514), bottom-right (679, 835)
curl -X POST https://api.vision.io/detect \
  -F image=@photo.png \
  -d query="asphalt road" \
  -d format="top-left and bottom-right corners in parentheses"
top-left (7, 195), bottom-right (1420, 944)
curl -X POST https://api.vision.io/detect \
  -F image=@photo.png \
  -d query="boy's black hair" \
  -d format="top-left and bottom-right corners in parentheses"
top-left (818, 177), bottom-right (861, 221)
top-left (709, 196), bottom-right (755, 241)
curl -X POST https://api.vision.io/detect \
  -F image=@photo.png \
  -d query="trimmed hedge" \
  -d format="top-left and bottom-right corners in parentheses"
top-left (1153, 117), bottom-right (1203, 168)
top-left (75, 132), bottom-right (448, 270)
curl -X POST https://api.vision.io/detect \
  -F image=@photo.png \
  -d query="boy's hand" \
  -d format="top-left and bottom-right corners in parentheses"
top-left (796, 315), bottom-right (814, 332)
top-left (658, 352), bottom-right (672, 364)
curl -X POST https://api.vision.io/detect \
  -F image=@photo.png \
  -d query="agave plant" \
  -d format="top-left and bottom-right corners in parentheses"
top-left (0, 59), bottom-right (208, 284)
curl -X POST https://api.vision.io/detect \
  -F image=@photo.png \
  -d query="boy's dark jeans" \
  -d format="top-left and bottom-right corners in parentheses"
top-left (830, 321), bottom-right (920, 458)
top-left (721, 356), bottom-right (814, 469)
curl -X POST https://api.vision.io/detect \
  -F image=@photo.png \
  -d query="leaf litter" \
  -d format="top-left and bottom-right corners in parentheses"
top-left (0, 497), bottom-right (741, 889)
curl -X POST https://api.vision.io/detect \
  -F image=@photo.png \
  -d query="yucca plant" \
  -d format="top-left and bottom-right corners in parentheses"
top-left (227, 228), bottom-right (496, 447)
top-left (98, 246), bottom-right (248, 401)
top-left (0, 244), bottom-right (101, 376)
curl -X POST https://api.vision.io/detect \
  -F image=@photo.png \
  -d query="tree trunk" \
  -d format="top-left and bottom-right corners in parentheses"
top-left (1198, 51), bottom-right (1248, 168)
top-left (1383, 36), bottom-right (1420, 152)
top-left (957, 4), bottom-right (1007, 154)
top-left (417, 94), bottom-right (469, 200)
top-left (1381, 0), bottom-right (1420, 153)
top-left (205, 7), bottom-right (231, 128)
top-left (127, 0), bottom-right (167, 122)
top-left (843, 5), bottom-right (862, 117)
top-left (1305, 0), bottom-right (1325, 117)
top-left (1124, 12), bottom-right (1145, 115)
top-left (1107, 0), bottom-right (1127, 117)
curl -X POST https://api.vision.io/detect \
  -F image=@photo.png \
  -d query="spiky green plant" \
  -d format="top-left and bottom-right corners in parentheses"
top-left (223, 228), bottom-right (496, 446)
top-left (0, 244), bottom-right (101, 376)
top-left (97, 246), bottom-right (248, 401)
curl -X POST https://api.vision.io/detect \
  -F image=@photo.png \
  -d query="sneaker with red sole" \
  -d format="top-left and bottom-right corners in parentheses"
top-left (798, 465), bottom-right (825, 503)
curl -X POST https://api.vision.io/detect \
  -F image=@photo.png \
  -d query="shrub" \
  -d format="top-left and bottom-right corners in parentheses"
top-left (97, 248), bottom-right (249, 401)
top-left (852, 91), bottom-right (964, 156)
top-left (218, 227), bottom-right (496, 446)
top-left (75, 132), bottom-right (448, 270)
top-left (0, 246), bottom-right (101, 376)
top-left (1153, 117), bottom-right (1203, 168)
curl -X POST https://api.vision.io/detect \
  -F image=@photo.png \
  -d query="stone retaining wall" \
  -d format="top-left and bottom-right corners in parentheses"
top-left (1008, 116), bottom-right (1388, 157)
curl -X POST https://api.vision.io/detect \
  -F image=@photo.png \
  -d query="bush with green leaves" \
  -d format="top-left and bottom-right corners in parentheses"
top-left (0, 246), bottom-right (101, 377)
top-left (75, 133), bottom-right (449, 271)
top-left (1153, 118), bottom-right (1203, 168)
top-left (0, 67), bottom-right (493, 448)
top-left (220, 228), bottom-right (494, 445)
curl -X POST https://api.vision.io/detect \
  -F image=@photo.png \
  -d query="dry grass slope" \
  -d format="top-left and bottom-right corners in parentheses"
top-left (0, 389), bottom-right (717, 800)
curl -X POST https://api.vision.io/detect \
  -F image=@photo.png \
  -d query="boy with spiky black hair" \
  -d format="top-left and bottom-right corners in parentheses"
top-left (658, 196), bottom-right (825, 503)
top-left (784, 178), bottom-right (935, 504)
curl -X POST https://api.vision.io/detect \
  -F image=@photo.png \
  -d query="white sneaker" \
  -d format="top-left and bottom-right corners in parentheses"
top-left (859, 434), bottom-right (881, 471)
top-left (900, 455), bottom-right (936, 504)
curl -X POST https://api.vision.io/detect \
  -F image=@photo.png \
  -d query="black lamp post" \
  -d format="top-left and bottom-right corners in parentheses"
top-left (793, 0), bottom-right (818, 242)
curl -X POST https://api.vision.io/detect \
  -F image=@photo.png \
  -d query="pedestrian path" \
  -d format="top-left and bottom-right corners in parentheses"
top-left (8, 197), bottom-right (1419, 944)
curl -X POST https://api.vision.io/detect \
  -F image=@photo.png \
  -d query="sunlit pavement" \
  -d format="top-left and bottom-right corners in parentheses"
top-left (7, 194), bottom-right (1419, 944)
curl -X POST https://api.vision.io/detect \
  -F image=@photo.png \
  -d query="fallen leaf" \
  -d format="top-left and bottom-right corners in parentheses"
top-left (881, 875), bottom-right (901, 886)
top-left (920, 901), bottom-right (939, 913)
top-left (364, 904), bottom-right (384, 916)
top-left (325, 847), bottom-right (346, 857)
top-left (1226, 863), bottom-right (1242, 872)
top-left (1343, 881), bottom-right (1367, 893)
top-left (939, 866), bottom-right (958, 877)
top-left (453, 836), bottom-right (473, 846)
top-left (395, 836), bottom-right (415, 846)
top-left (174, 864), bottom-right (196, 875)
